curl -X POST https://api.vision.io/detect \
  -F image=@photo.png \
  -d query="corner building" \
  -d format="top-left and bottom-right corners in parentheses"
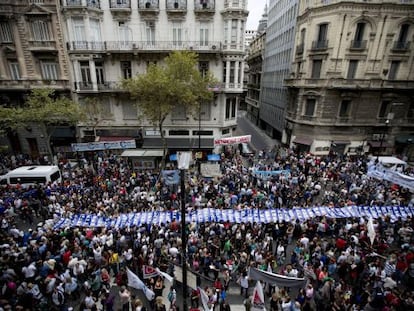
top-left (59, 0), bottom-right (248, 151)
top-left (285, 0), bottom-right (414, 160)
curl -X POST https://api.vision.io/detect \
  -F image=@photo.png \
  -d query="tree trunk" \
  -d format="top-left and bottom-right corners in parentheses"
top-left (159, 122), bottom-right (167, 170)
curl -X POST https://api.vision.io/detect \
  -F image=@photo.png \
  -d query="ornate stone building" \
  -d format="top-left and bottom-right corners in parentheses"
top-left (285, 0), bottom-right (414, 160)
top-left (0, 0), bottom-right (74, 157)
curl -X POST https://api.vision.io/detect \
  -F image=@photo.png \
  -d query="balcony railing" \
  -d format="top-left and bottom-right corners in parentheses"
top-left (109, 0), bottom-right (131, 9)
top-left (311, 40), bottom-right (328, 50)
top-left (350, 40), bottom-right (367, 50)
top-left (224, 0), bottom-right (247, 10)
top-left (392, 41), bottom-right (410, 51)
top-left (0, 79), bottom-right (70, 89)
top-left (67, 40), bottom-right (222, 52)
top-left (63, 0), bottom-right (101, 9)
top-left (166, 0), bottom-right (187, 10)
top-left (194, 0), bottom-right (215, 11)
top-left (138, 0), bottom-right (159, 9)
top-left (28, 40), bottom-right (56, 49)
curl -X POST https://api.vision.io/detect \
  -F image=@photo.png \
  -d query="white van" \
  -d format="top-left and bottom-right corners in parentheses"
top-left (0, 165), bottom-right (62, 187)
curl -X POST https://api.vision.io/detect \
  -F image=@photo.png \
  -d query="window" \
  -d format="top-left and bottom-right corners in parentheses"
top-left (300, 28), bottom-right (306, 45)
top-left (31, 20), bottom-right (50, 41)
top-left (90, 19), bottom-right (101, 48)
top-left (121, 61), bottom-right (131, 79)
top-left (196, 102), bottom-right (210, 120)
top-left (304, 99), bottom-right (315, 116)
top-left (379, 101), bottom-right (390, 118)
top-left (41, 62), bottom-right (58, 80)
top-left (225, 97), bottom-right (236, 119)
top-left (80, 61), bottom-right (91, 85)
top-left (72, 17), bottom-right (86, 44)
top-left (222, 128), bottom-right (230, 135)
top-left (9, 62), bottom-right (20, 80)
top-left (193, 130), bottom-right (213, 136)
top-left (231, 19), bottom-right (237, 45)
top-left (407, 102), bottom-right (414, 119)
top-left (0, 22), bottom-right (13, 42)
top-left (146, 21), bottom-right (155, 46)
top-left (317, 23), bottom-right (328, 42)
top-left (231, 98), bottom-right (236, 118)
top-left (199, 61), bottom-right (209, 78)
top-left (199, 22), bottom-right (209, 46)
top-left (118, 22), bottom-right (131, 47)
top-left (225, 98), bottom-right (231, 119)
top-left (388, 61), bottom-right (400, 80)
top-left (222, 61), bottom-right (227, 83)
top-left (171, 105), bottom-right (186, 120)
top-left (354, 22), bottom-right (365, 42)
top-left (347, 60), bottom-right (358, 79)
top-left (95, 62), bottom-right (105, 85)
top-left (397, 24), bottom-right (409, 43)
top-left (311, 60), bottom-right (322, 78)
top-left (172, 22), bottom-right (182, 46)
top-left (122, 101), bottom-right (137, 120)
top-left (339, 100), bottom-right (351, 117)
top-left (229, 61), bottom-right (235, 83)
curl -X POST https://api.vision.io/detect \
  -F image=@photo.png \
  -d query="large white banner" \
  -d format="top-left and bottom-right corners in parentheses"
top-left (367, 164), bottom-right (414, 192)
top-left (71, 140), bottom-right (136, 152)
top-left (53, 205), bottom-right (414, 230)
top-left (214, 135), bottom-right (251, 146)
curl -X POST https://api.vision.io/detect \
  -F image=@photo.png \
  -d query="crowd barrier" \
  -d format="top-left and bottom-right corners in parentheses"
top-left (52, 205), bottom-right (414, 229)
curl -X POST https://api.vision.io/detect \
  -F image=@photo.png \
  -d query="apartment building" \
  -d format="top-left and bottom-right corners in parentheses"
top-left (59, 0), bottom-right (248, 152)
top-left (285, 0), bottom-right (414, 160)
top-left (0, 0), bottom-right (74, 158)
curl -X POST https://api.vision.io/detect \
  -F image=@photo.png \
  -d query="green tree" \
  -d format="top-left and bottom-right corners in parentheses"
top-left (122, 51), bottom-right (217, 168)
top-left (0, 88), bottom-right (84, 158)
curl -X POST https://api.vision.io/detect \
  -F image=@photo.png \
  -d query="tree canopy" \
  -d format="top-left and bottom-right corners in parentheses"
top-left (121, 51), bottom-right (217, 166)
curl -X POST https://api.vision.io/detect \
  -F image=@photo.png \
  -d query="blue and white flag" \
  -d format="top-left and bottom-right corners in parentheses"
top-left (126, 268), bottom-right (155, 301)
top-left (161, 170), bottom-right (180, 185)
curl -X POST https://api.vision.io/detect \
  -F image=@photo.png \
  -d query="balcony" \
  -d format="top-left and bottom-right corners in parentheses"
top-left (28, 40), bottom-right (56, 51)
top-left (109, 0), bottom-right (131, 15)
top-left (311, 40), bottom-right (328, 50)
top-left (296, 43), bottom-right (304, 55)
top-left (138, 0), bottom-right (159, 15)
top-left (166, 0), bottom-right (187, 15)
top-left (61, 0), bottom-right (101, 10)
top-left (194, 0), bottom-right (215, 15)
top-left (67, 40), bottom-right (222, 53)
top-left (223, 0), bottom-right (247, 11)
top-left (349, 40), bottom-right (367, 50)
top-left (391, 41), bottom-right (410, 52)
top-left (0, 79), bottom-right (70, 89)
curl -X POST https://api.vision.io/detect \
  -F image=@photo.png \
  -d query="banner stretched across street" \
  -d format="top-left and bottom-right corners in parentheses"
top-left (214, 135), bottom-right (251, 146)
top-left (53, 205), bottom-right (414, 229)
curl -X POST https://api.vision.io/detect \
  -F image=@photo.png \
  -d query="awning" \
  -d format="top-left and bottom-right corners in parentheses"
top-left (293, 136), bottom-right (313, 145)
top-left (332, 140), bottom-right (350, 145)
top-left (98, 136), bottom-right (134, 142)
top-left (395, 134), bottom-right (414, 144)
top-left (143, 138), bottom-right (214, 149)
top-left (367, 141), bottom-right (393, 148)
top-left (121, 149), bottom-right (164, 157)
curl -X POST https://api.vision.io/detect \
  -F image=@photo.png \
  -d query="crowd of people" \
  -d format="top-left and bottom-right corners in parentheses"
top-left (0, 146), bottom-right (413, 311)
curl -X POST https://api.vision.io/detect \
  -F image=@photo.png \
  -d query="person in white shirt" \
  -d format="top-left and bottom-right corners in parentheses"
top-left (22, 262), bottom-right (36, 280)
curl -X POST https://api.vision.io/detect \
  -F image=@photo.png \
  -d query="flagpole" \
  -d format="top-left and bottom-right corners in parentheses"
top-left (180, 168), bottom-right (188, 311)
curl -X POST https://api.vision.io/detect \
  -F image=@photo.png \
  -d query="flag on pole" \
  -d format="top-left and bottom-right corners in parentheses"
top-left (161, 170), bottom-right (180, 185)
top-left (142, 265), bottom-right (159, 279)
top-left (126, 268), bottom-right (155, 301)
top-left (367, 217), bottom-right (376, 245)
top-left (156, 268), bottom-right (174, 283)
top-left (198, 287), bottom-right (210, 311)
top-left (252, 281), bottom-right (266, 311)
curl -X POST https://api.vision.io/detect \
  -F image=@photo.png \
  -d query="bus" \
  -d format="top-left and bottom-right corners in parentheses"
top-left (0, 165), bottom-right (62, 187)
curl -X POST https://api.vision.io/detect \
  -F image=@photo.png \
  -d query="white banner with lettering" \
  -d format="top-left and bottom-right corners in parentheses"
top-left (214, 135), bottom-right (251, 146)
top-left (53, 205), bottom-right (414, 230)
top-left (367, 164), bottom-right (414, 192)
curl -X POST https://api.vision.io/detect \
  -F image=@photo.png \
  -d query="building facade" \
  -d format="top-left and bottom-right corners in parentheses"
top-left (59, 0), bottom-right (248, 152)
top-left (284, 0), bottom-right (414, 161)
top-left (0, 0), bottom-right (74, 158)
top-left (259, 0), bottom-right (298, 140)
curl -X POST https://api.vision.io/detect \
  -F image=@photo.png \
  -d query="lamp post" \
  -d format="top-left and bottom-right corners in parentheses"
top-left (177, 152), bottom-right (190, 311)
